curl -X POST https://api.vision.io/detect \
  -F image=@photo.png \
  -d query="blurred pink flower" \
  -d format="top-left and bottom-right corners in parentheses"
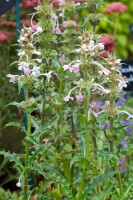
top-left (118, 80), bottom-right (127, 90)
top-left (7, 74), bottom-right (16, 84)
top-left (75, 93), bottom-right (84, 102)
top-left (98, 68), bottom-right (111, 76)
top-left (59, 55), bottom-right (66, 62)
top-left (52, 27), bottom-right (62, 34)
top-left (104, 2), bottom-right (127, 14)
top-left (0, 31), bottom-right (16, 43)
top-left (64, 95), bottom-right (74, 102)
top-left (0, 21), bottom-right (16, 28)
top-left (20, 19), bottom-right (36, 27)
top-left (22, 0), bottom-right (41, 8)
top-left (69, 64), bottom-right (80, 73)
top-left (99, 34), bottom-right (115, 58)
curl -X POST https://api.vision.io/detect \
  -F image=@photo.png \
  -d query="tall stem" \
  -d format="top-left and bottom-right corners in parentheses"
top-left (24, 89), bottom-right (31, 200)
top-left (109, 101), bottom-right (123, 196)
top-left (77, 70), bottom-right (90, 200)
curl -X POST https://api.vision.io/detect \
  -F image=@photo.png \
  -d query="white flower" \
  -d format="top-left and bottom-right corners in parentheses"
top-left (20, 36), bottom-right (25, 41)
top-left (32, 50), bottom-right (41, 55)
top-left (18, 51), bottom-right (25, 56)
top-left (81, 44), bottom-right (88, 51)
top-left (16, 181), bottom-right (21, 187)
top-left (98, 43), bottom-right (104, 50)
top-left (118, 80), bottom-right (127, 90)
top-left (34, 59), bottom-right (42, 63)
top-left (31, 66), bottom-right (40, 76)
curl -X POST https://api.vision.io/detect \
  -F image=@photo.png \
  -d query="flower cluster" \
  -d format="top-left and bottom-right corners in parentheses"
top-left (104, 2), bottom-right (127, 14)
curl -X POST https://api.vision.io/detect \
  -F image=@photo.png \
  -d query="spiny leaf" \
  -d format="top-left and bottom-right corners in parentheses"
top-left (4, 122), bottom-right (26, 133)
top-left (0, 151), bottom-right (24, 172)
top-left (32, 163), bottom-right (46, 177)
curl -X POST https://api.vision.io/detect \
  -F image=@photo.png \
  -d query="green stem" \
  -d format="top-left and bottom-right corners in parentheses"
top-left (24, 89), bottom-right (31, 200)
top-left (109, 101), bottom-right (123, 196)
top-left (77, 71), bottom-right (90, 200)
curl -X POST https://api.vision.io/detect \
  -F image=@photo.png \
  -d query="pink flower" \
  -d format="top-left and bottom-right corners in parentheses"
top-left (0, 31), bottom-right (15, 43)
top-left (88, 40), bottom-right (96, 51)
top-left (7, 74), bottom-right (16, 84)
top-left (75, 93), bottom-right (84, 102)
top-left (18, 62), bottom-right (29, 70)
top-left (20, 19), bottom-right (36, 27)
top-left (63, 95), bottom-right (74, 102)
top-left (98, 68), bottom-right (111, 76)
top-left (51, 13), bottom-right (58, 20)
top-left (31, 24), bottom-right (37, 32)
top-left (118, 80), bottom-right (127, 90)
top-left (52, 27), bottom-right (62, 34)
top-left (69, 64), bottom-right (80, 73)
top-left (0, 21), bottom-right (16, 28)
top-left (59, 55), bottom-right (66, 63)
top-left (92, 86), bottom-right (98, 91)
top-left (23, 67), bottom-right (31, 75)
top-left (22, 0), bottom-right (41, 8)
top-left (104, 2), bottom-right (127, 14)
top-left (99, 34), bottom-right (115, 58)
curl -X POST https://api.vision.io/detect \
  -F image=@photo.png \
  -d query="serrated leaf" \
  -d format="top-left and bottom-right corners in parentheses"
top-left (0, 151), bottom-right (24, 172)
top-left (32, 163), bottom-right (46, 177)
top-left (4, 122), bottom-right (26, 133)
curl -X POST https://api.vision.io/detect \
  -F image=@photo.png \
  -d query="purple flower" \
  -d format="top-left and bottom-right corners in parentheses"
top-left (123, 119), bottom-right (130, 126)
top-left (115, 99), bottom-right (126, 107)
top-left (104, 122), bottom-right (110, 130)
top-left (121, 139), bottom-right (127, 147)
top-left (96, 102), bottom-right (102, 109)
top-left (126, 127), bottom-right (131, 136)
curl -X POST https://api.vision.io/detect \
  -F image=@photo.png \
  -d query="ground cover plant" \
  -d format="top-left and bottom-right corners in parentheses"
top-left (0, 0), bottom-right (133, 199)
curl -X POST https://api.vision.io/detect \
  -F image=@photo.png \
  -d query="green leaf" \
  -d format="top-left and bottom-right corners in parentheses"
top-left (5, 102), bottom-right (22, 109)
top-left (4, 122), bottom-right (26, 133)
top-left (91, 61), bottom-right (104, 69)
top-left (77, 114), bottom-right (87, 125)
top-left (83, 171), bottom-right (115, 199)
top-left (124, 182), bottom-right (133, 198)
top-left (93, 185), bottom-right (113, 200)
top-left (0, 151), bottom-right (24, 172)
top-left (32, 163), bottom-right (46, 177)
